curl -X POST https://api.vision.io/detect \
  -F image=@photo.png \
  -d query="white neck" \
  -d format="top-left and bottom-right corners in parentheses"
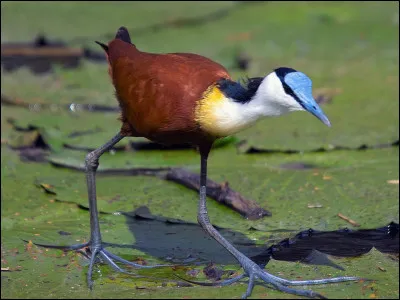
top-left (197, 73), bottom-right (304, 137)
top-left (250, 72), bottom-right (304, 117)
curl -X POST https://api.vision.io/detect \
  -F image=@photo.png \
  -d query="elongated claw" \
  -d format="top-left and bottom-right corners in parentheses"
top-left (102, 249), bottom-right (171, 268)
top-left (174, 272), bottom-right (246, 287)
top-left (24, 239), bottom-right (172, 288)
top-left (236, 259), bottom-right (360, 299)
top-left (88, 247), bottom-right (100, 289)
top-left (242, 274), bottom-right (255, 299)
top-left (260, 271), bottom-right (361, 286)
top-left (267, 280), bottom-right (328, 299)
top-left (23, 239), bottom-right (90, 251)
top-left (177, 257), bottom-right (361, 299)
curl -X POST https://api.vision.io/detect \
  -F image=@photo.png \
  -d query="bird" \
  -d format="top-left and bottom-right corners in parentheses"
top-left (39, 26), bottom-right (359, 299)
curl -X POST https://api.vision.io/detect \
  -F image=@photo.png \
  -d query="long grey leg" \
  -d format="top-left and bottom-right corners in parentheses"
top-left (197, 147), bottom-right (254, 266)
top-left (85, 132), bottom-right (124, 249)
top-left (195, 145), bottom-right (360, 299)
top-left (84, 132), bottom-right (124, 286)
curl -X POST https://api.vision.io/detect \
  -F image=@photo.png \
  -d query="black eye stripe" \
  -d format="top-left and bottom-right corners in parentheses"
top-left (216, 67), bottom-right (311, 109)
top-left (275, 67), bottom-right (309, 110)
top-left (281, 81), bottom-right (307, 110)
top-left (282, 82), bottom-right (295, 97)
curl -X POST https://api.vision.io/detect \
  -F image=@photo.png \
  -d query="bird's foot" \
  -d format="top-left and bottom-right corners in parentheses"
top-left (25, 240), bottom-right (170, 289)
top-left (177, 257), bottom-right (361, 299)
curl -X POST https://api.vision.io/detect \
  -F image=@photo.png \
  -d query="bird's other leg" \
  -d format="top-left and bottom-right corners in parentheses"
top-left (195, 144), bottom-right (360, 299)
top-left (31, 132), bottom-right (168, 289)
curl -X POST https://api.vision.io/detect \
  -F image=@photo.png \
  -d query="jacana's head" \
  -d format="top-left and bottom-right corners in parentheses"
top-left (255, 67), bottom-right (331, 127)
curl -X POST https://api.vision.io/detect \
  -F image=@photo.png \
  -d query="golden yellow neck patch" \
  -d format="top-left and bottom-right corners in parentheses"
top-left (195, 83), bottom-right (263, 137)
top-left (194, 85), bottom-right (227, 137)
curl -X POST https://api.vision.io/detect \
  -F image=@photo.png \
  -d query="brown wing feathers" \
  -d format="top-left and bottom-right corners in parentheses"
top-left (96, 27), bottom-right (231, 145)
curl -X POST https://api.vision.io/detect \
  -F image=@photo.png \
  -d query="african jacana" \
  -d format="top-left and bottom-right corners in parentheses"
top-left (41, 27), bottom-right (359, 299)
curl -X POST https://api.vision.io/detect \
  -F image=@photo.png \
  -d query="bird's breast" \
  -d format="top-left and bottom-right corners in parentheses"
top-left (194, 85), bottom-right (258, 137)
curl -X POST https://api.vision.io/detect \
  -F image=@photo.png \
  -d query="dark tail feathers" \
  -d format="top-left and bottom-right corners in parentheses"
top-left (95, 26), bottom-right (131, 52)
top-left (115, 26), bottom-right (131, 44)
top-left (95, 41), bottom-right (108, 52)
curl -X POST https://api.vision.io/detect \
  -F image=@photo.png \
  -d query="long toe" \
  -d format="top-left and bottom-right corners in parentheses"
top-left (241, 274), bottom-right (256, 299)
top-left (173, 273), bottom-right (246, 287)
top-left (102, 249), bottom-right (172, 269)
top-left (25, 240), bottom-right (90, 251)
top-left (173, 257), bottom-right (359, 299)
top-left (240, 258), bottom-right (359, 299)
top-left (29, 240), bottom-right (173, 289)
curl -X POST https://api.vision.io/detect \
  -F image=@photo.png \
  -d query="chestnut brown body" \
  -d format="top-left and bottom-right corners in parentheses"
top-left (105, 39), bottom-right (231, 146)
